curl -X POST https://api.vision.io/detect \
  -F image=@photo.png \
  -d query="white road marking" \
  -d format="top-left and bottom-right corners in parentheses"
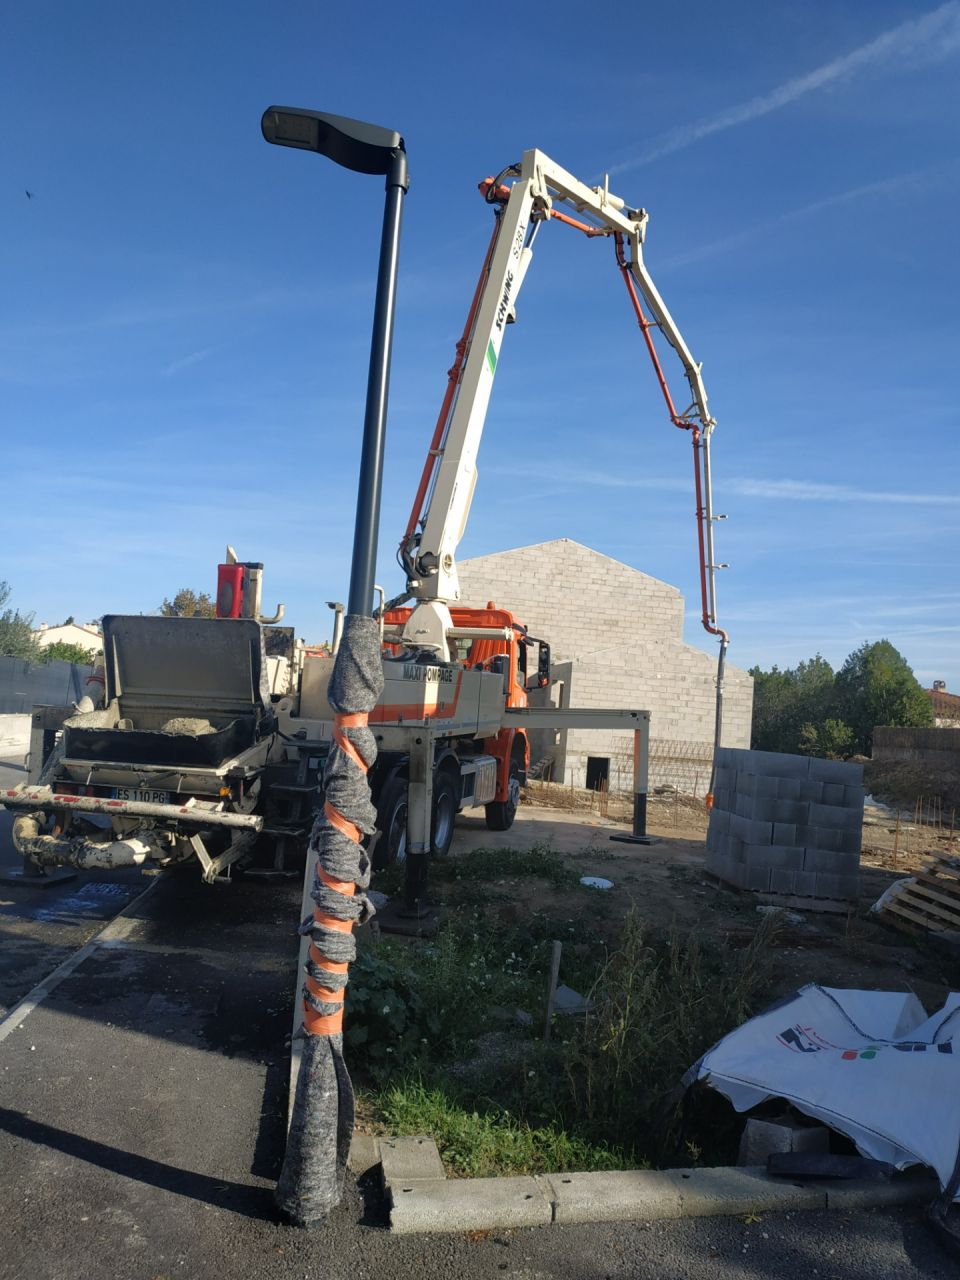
top-left (0, 880), bottom-right (158, 1045)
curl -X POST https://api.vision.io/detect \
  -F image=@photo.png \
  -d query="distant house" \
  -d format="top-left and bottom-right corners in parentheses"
top-left (34, 622), bottom-right (102, 656)
top-left (927, 681), bottom-right (960, 728)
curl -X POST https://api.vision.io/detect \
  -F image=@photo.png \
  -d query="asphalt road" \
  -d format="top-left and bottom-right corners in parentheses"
top-left (0, 752), bottom-right (957, 1280)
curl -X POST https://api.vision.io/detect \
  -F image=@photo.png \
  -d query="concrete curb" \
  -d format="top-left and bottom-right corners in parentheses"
top-left (356, 1134), bottom-right (940, 1235)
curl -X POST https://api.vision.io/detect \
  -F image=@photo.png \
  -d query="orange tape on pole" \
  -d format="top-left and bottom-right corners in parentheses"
top-left (304, 1008), bottom-right (344, 1035)
top-left (305, 709), bottom-right (372, 1037)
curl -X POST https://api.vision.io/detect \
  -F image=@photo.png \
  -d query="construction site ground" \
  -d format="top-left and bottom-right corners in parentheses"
top-left (480, 783), bottom-right (959, 1010)
top-left (1, 749), bottom-right (957, 1279)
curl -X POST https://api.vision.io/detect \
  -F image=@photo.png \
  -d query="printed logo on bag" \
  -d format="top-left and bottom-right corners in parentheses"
top-left (778, 1024), bottom-right (953, 1059)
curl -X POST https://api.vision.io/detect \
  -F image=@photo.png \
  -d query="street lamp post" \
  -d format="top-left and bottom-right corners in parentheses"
top-left (262, 106), bottom-right (407, 1228)
top-left (261, 107), bottom-right (409, 617)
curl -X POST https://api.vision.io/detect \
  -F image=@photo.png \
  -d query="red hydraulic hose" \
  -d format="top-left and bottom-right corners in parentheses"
top-left (613, 233), bottom-right (729, 806)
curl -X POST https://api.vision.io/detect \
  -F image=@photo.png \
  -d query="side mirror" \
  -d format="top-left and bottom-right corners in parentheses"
top-left (525, 637), bottom-right (551, 690)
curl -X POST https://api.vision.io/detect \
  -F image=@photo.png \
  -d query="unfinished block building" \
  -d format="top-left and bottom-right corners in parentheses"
top-left (458, 539), bottom-right (753, 792)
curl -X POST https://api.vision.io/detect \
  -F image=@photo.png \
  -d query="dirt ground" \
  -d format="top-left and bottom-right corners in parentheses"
top-left (446, 788), bottom-right (960, 1014)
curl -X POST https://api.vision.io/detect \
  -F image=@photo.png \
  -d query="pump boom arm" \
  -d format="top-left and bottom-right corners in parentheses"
top-left (401, 148), bottom-right (725, 662)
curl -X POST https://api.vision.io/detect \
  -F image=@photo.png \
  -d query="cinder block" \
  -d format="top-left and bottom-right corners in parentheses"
top-left (713, 787), bottom-right (731, 812)
top-left (744, 844), bottom-right (804, 871)
top-left (809, 802), bottom-right (862, 833)
top-left (808, 757), bottom-right (862, 784)
top-left (772, 822), bottom-right (798, 845)
top-left (821, 783), bottom-right (845, 806)
top-left (734, 792), bottom-right (753, 819)
top-left (770, 869), bottom-right (798, 894)
top-left (814, 871), bottom-right (858, 901)
top-left (748, 750), bottom-right (810, 779)
top-left (752, 774), bottom-right (780, 799)
top-left (734, 772), bottom-right (758, 797)
top-left (731, 817), bottom-right (773, 845)
top-left (838, 828), bottom-right (862, 856)
top-left (810, 826), bottom-right (844, 853)
top-left (774, 800), bottom-right (810, 826)
top-left (706, 828), bottom-right (720, 854)
top-left (794, 870), bottom-right (819, 897)
top-left (714, 766), bottom-right (735, 790)
top-left (802, 847), bottom-right (858, 873)
top-left (738, 1116), bottom-right (829, 1166)
top-left (744, 864), bottom-right (771, 892)
top-left (799, 780), bottom-right (824, 803)
top-left (709, 808), bottom-right (730, 834)
top-left (776, 777), bottom-right (802, 801)
top-left (760, 796), bottom-right (789, 823)
top-left (843, 784), bottom-right (865, 810)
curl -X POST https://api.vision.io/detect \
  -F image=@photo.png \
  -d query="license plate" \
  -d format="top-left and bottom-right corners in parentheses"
top-left (110, 787), bottom-right (171, 805)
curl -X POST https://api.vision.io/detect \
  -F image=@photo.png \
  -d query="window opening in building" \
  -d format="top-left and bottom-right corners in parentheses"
top-left (585, 756), bottom-right (610, 791)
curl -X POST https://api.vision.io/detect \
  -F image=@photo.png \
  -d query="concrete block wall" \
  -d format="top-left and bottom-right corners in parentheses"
top-left (459, 539), bottom-right (753, 788)
top-left (705, 748), bottom-right (864, 901)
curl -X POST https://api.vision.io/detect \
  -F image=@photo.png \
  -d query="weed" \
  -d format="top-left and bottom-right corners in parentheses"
top-left (375, 1080), bottom-right (632, 1177)
top-left (432, 842), bottom-right (581, 892)
top-left (562, 906), bottom-right (777, 1164)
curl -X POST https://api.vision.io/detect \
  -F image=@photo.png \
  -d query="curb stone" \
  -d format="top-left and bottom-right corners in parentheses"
top-left (367, 1135), bottom-right (940, 1235)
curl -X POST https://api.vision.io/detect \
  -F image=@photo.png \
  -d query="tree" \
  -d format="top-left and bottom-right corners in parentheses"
top-left (41, 640), bottom-right (99, 666)
top-left (160, 588), bottom-right (217, 619)
top-left (835, 640), bottom-right (932, 755)
top-left (0, 581), bottom-right (41, 662)
top-left (750, 654), bottom-right (841, 755)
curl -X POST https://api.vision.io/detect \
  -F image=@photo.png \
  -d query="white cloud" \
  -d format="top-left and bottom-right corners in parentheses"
top-left (727, 478), bottom-right (960, 507)
top-left (611, 3), bottom-right (960, 172)
top-left (498, 463), bottom-right (959, 509)
top-left (659, 165), bottom-right (949, 271)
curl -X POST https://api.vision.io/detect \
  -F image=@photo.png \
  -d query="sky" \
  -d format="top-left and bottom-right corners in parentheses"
top-left (3, 0), bottom-right (959, 688)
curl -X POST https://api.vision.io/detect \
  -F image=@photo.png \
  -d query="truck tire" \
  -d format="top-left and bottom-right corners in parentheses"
top-left (375, 775), bottom-right (408, 869)
top-left (485, 758), bottom-right (521, 832)
top-left (375, 771), bottom-right (458, 868)
top-left (431, 770), bottom-right (458, 858)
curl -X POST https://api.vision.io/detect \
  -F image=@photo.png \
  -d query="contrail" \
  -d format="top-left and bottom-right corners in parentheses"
top-left (610, 3), bottom-right (960, 173)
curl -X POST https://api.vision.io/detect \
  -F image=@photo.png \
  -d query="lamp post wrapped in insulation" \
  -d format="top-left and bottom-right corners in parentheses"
top-left (262, 105), bottom-right (407, 1227)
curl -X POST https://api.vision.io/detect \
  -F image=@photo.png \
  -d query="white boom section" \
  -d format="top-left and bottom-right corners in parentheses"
top-left (405, 149), bottom-right (715, 636)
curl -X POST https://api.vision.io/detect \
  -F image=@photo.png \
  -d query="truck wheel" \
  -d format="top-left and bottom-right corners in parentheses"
top-left (375, 776), bottom-right (408, 869)
top-left (485, 759), bottom-right (521, 832)
top-left (431, 770), bottom-right (458, 858)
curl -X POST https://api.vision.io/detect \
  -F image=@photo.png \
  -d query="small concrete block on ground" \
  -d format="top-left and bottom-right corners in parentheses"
top-left (380, 1135), bottom-right (446, 1185)
top-left (738, 1116), bottom-right (829, 1166)
top-left (674, 1166), bottom-right (827, 1217)
top-left (540, 1170), bottom-right (683, 1224)
top-left (348, 1133), bottom-right (382, 1177)
top-left (389, 1175), bottom-right (552, 1234)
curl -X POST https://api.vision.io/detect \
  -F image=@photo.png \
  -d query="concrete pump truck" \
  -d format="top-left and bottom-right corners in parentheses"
top-left (0, 147), bottom-right (725, 891)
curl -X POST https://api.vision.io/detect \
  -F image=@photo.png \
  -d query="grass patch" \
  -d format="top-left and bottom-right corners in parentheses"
top-left (431, 842), bottom-right (581, 891)
top-left (350, 851), bottom-right (778, 1175)
top-left (376, 1080), bottom-right (630, 1178)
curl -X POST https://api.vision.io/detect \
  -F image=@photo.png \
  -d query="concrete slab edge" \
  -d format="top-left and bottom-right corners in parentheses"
top-left (381, 1151), bottom-right (939, 1234)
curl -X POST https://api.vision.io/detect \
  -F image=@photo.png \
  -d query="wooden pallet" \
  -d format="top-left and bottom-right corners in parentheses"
top-left (881, 850), bottom-right (960, 934)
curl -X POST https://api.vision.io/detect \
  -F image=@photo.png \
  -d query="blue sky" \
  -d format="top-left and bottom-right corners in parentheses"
top-left (3, 1), bottom-right (959, 688)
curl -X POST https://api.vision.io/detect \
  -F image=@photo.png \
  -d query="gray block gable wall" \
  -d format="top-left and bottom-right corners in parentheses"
top-left (457, 539), bottom-right (753, 788)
